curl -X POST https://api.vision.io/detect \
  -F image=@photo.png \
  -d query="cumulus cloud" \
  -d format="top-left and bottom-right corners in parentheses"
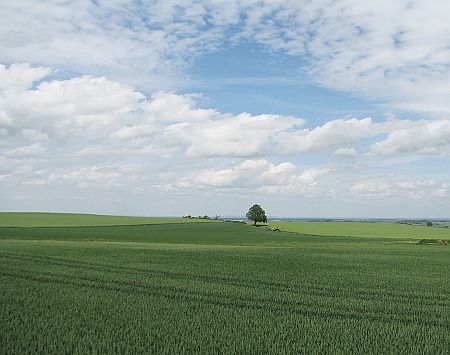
top-left (110, 101), bottom-right (304, 158)
top-left (190, 159), bottom-right (295, 188)
top-left (0, 63), bottom-right (303, 158)
top-left (0, 64), bottom-right (144, 142)
top-left (1, 62), bottom-right (449, 216)
top-left (333, 147), bottom-right (357, 158)
top-left (351, 177), bottom-right (449, 200)
top-left (2, 63), bottom-right (450, 164)
top-left (0, 63), bottom-right (52, 92)
top-left (181, 113), bottom-right (302, 157)
top-left (276, 118), bottom-right (374, 154)
top-left (369, 120), bottom-right (450, 155)
top-left (1, 2), bottom-right (450, 216)
top-left (179, 159), bottom-right (332, 195)
top-left (144, 92), bottom-right (219, 123)
top-left (49, 166), bottom-right (133, 190)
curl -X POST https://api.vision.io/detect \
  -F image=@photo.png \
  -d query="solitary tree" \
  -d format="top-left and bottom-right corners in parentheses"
top-left (246, 204), bottom-right (267, 225)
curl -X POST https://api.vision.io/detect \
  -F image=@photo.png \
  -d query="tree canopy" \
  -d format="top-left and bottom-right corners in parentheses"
top-left (246, 204), bottom-right (267, 225)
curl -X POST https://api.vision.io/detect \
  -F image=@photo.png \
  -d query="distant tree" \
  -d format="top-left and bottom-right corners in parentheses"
top-left (426, 221), bottom-right (433, 227)
top-left (246, 204), bottom-right (267, 226)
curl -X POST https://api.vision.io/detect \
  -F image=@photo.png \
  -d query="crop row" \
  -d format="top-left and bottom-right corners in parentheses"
top-left (1, 230), bottom-right (449, 354)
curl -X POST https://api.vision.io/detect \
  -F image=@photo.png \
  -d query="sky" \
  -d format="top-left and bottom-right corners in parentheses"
top-left (1, 0), bottom-right (449, 218)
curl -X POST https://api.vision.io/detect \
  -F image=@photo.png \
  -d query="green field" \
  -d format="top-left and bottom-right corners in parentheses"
top-left (0, 214), bottom-right (449, 354)
top-left (270, 221), bottom-right (450, 240)
top-left (0, 212), bottom-right (213, 227)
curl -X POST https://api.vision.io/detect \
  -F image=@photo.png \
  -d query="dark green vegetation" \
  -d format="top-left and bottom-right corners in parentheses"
top-left (0, 214), bottom-right (449, 354)
top-left (246, 204), bottom-right (267, 225)
top-left (0, 212), bottom-right (214, 227)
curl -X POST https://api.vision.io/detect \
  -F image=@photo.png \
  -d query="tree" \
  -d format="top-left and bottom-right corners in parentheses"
top-left (426, 220), bottom-right (433, 227)
top-left (246, 204), bottom-right (267, 225)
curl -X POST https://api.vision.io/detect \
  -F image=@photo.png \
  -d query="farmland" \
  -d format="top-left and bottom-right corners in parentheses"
top-left (269, 221), bottom-right (450, 240)
top-left (0, 214), bottom-right (449, 354)
top-left (0, 212), bottom-right (214, 227)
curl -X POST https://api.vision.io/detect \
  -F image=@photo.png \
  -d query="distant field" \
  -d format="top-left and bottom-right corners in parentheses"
top-left (0, 215), bottom-right (448, 353)
top-left (269, 221), bottom-right (450, 240)
top-left (0, 212), bottom-right (213, 227)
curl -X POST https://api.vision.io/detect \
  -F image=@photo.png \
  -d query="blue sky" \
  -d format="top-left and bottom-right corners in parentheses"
top-left (188, 43), bottom-right (382, 123)
top-left (0, 1), bottom-right (449, 217)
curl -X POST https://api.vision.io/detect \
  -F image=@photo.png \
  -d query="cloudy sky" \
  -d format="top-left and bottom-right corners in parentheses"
top-left (1, 0), bottom-right (449, 218)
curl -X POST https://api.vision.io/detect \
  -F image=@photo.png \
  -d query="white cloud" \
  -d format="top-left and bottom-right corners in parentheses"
top-left (51, 167), bottom-right (124, 189)
top-left (369, 119), bottom-right (450, 156)
top-left (0, 67), bottom-right (144, 142)
top-left (1, 1), bottom-right (449, 114)
top-left (191, 159), bottom-right (296, 188)
top-left (0, 64), bottom-right (303, 158)
top-left (1, 2), bottom-right (450, 216)
top-left (181, 113), bottom-right (302, 157)
top-left (0, 62), bottom-right (449, 217)
top-left (2, 63), bottom-right (450, 163)
top-left (333, 147), bottom-right (357, 158)
top-left (276, 118), bottom-right (373, 154)
top-left (351, 177), bottom-right (449, 200)
top-left (183, 159), bottom-right (332, 196)
top-left (0, 1), bottom-right (232, 89)
top-left (110, 102), bottom-right (304, 158)
top-left (262, 0), bottom-right (450, 114)
top-left (4, 143), bottom-right (46, 158)
top-left (144, 92), bottom-right (219, 123)
top-left (0, 63), bottom-right (52, 92)
top-left (297, 167), bottom-right (333, 186)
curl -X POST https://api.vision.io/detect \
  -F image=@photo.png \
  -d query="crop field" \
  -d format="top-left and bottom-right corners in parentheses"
top-left (269, 221), bottom-right (450, 240)
top-left (0, 212), bottom-right (214, 227)
top-left (0, 214), bottom-right (449, 354)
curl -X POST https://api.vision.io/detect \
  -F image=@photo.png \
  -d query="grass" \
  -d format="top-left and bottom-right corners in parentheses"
top-left (0, 212), bottom-right (214, 227)
top-left (269, 221), bottom-right (450, 240)
top-left (0, 222), bottom-right (408, 246)
top-left (0, 214), bottom-right (449, 354)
